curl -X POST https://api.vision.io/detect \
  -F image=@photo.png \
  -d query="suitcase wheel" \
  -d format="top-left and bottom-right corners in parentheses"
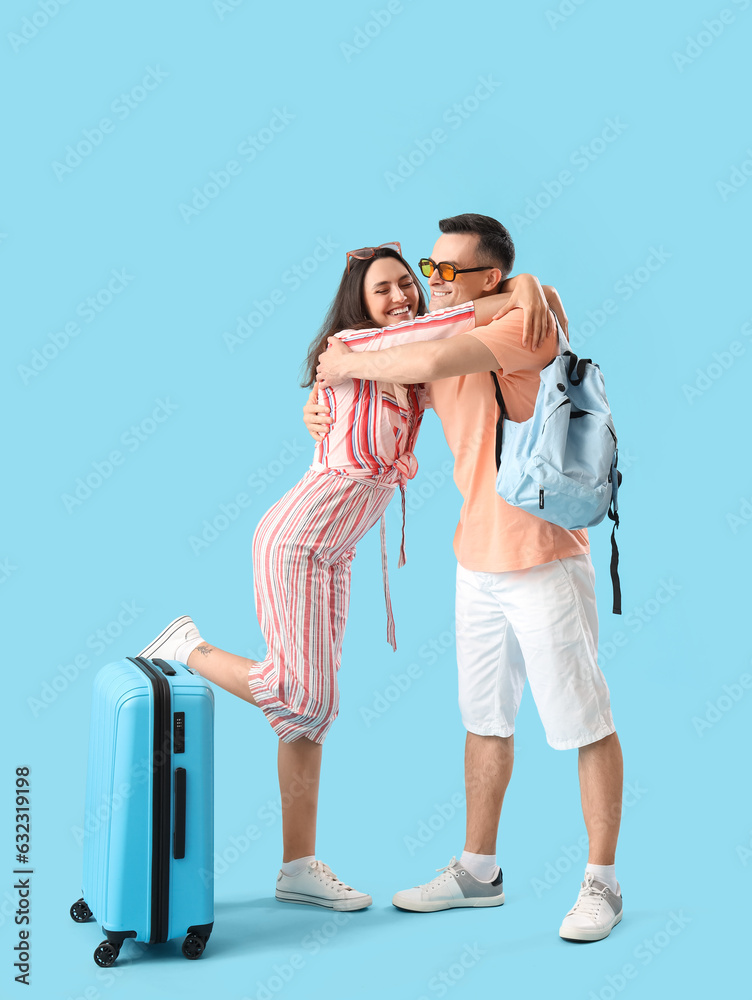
top-left (182, 933), bottom-right (206, 960)
top-left (70, 898), bottom-right (93, 923)
top-left (94, 941), bottom-right (120, 967)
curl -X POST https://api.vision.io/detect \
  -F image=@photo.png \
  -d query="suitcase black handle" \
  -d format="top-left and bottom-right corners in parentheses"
top-left (132, 655), bottom-right (177, 676)
top-left (152, 657), bottom-right (177, 676)
top-left (174, 768), bottom-right (186, 860)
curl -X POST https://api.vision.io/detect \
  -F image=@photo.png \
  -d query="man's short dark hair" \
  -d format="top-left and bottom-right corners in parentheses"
top-left (438, 213), bottom-right (515, 284)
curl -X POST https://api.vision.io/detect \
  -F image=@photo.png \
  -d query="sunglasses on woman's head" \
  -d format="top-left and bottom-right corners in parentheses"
top-left (346, 241), bottom-right (402, 273)
top-left (418, 258), bottom-right (495, 282)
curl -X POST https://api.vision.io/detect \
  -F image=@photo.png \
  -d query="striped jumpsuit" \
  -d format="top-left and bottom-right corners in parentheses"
top-left (248, 302), bottom-right (476, 743)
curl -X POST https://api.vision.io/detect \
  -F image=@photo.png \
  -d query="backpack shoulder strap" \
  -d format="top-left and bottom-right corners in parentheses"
top-left (490, 371), bottom-right (506, 471)
top-left (607, 451), bottom-right (622, 615)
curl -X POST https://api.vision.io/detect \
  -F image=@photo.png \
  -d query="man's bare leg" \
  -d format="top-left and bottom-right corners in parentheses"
top-left (557, 732), bottom-right (624, 941)
top-left (187, 642), bottom-right (257, 705)
top-left (464, 733), bottom-right (514, 855)
top-left (578, 731), bottom-right (623, 865)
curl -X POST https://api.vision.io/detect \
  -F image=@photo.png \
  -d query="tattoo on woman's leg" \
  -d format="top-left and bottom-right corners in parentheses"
top-left (196, 643), bottom-right (214, 656)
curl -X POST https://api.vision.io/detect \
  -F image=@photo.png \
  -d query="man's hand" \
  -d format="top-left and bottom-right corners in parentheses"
top-left (316, 336), bottom-right (353, 390)
top-left (492, 274), bottom-right (554, 350)
top-left (303, 385), bottom-right (331, 442)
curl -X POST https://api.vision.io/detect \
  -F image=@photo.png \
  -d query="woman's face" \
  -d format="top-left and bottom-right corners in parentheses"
top-left (362, 256), bottom-right (420, 328)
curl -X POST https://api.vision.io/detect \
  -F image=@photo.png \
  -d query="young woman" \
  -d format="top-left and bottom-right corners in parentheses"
top-left (138, 243), bottom-right (557, 911)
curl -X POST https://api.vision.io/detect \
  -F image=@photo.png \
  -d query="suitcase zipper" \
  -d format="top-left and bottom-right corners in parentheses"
top-left (128, 657), bottom-right (172, 945)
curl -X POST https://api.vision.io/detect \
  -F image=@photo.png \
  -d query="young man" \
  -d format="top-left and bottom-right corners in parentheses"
top-left (311, 214), bottom-right (624, 942)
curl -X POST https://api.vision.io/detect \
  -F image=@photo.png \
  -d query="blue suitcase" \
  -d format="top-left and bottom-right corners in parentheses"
top-left (70, 656), bottom-right (214, 966)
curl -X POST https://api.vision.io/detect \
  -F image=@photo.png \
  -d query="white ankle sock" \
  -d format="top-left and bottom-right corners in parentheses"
top-left (585, 863), bottom-right (619, 894)
top-left (459, 851), bottom-right (498, 882)
top-left (178, 635), bottom-right (205, 665)
top-left (281, 855), bottom-right (315, 877)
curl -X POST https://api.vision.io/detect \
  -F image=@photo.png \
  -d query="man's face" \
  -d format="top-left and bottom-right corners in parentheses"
top-left (425, 233), bottom-right (499, 311)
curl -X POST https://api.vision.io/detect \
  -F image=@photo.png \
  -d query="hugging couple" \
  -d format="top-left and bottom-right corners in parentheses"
top-left (139, 213), bottom-right (624, 943)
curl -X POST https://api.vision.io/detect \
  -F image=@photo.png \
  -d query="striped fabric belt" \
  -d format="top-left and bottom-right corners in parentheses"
top-left (311, 454), bottom-right (418, 651)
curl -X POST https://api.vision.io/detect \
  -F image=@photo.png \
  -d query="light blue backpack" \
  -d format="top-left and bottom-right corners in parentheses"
top-left (491, 324), bottom-right (622, 613)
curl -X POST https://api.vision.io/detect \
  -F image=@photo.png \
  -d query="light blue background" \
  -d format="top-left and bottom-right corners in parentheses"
top-left (3, 1), bottom-right (750, 997)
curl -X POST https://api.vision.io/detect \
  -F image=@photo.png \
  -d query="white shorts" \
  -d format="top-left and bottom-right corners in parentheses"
top-left (456, 555), bottom-right (615, 750)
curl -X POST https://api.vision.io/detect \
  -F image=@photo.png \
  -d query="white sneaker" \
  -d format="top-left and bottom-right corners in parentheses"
top-left (138, 615), bottom-right (201, 661)
top-left (275, 860), bottom-right (372, 911)
top-left (559, 874), bottom-right (623, 942)
top-left (392, 858), bottom-right (504, 913)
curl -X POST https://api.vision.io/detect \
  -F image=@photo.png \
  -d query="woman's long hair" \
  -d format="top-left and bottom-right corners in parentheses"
top-left (300, 247), bottom-right (428, 388)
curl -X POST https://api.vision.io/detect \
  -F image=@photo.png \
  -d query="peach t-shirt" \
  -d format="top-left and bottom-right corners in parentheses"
top-left (428, 309), bottom-right (590, 573)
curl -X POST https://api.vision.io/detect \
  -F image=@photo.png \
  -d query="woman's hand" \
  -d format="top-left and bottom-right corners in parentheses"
top-left (492, 273), bottom-right (555, 350)
top-left (303, 385), bottom-right (331, 442)
top-left (316, 336), bottom-right (353, 390)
